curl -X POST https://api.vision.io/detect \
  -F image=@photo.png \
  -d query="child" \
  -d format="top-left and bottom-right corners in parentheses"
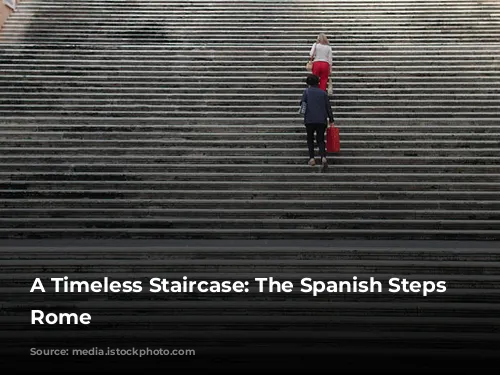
top-left (299, 74), bottom-right (335, 167)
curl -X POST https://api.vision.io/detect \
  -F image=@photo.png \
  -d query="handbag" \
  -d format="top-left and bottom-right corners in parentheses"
top-left (305, 43), bottom-right (317, 71)
top-left (326, 124), bottom-right (340, 153)
top-left (299, 101), bottom-right (307, 115)
top-left (327, 77), bottom-right (333, 95)
top-left (299, 88), bottom-right (308, 114)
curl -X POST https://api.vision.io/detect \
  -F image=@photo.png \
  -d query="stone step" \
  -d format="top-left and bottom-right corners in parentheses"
top-left (11, 12), bottom-right (498, 18)
top-left (6, 32), bottom-right (498, 39)
top-left (22, 13), bottom-right (487, 18)
top-left (4, 28), bottom-right (499, 36)
top-left (12, 8), bottom-right (497, 14)
top-left (1, 132), bottom-right (499, 141)
top-left (2, 118), bottom-right (497, 126)
top-left (10, 5), bottom-right (498, 11)
top-left (0, 147), bottom-right (497, 157)
top-left (0, 197), bottom-right (499, 209)
top-left (18, 16), bottom-right (491, 22)
top-left (3, 99), bottom-right (500, 107)
top-left (9, 36), bottom-right (499, 42)
top-left (3, 78), bottom-right (497, 86)
top-left (3, 91), bottom-right (497, 101)
top-left (1, 110), bottom-right (498, 118)
top-left (2, 177), bottom-right (497, 189)
top-left (17, 1), bottom-right (497, 7)
top-left (0, 56), bottom-right (494, 71)
top-left (1, 164), bottom-right (500, 174)
top-left (2, 43), bottom-right (496, 49)
top-left (13, 22), bottom-right (494, 28)
top-left (0, 125), bottom-right (499, 133)
top-left (1, 189), bottom-right (498, 200)
top-left (3, 75), bottom-right (498, 85)
top-left (2, 55), bottom-right (498, 61)
top-left (1, 217), bottom-right (500, 231)
top-left (4, 75), bottom-right (498, 84)
top-left (16, 2), bottom-right (497, 7)
top-left (2, 186), bottom-right (497, 198)
top-left (1, 51), bottom-right (493, 59)
top-left (13, 13), bottom-right (494, 17)
top-left (3, 90), bottom-right (496, 99)
top-left (1, 66), bottom-right (497, 75)
top-left (2, 82), bottom-right (497, 93)
top-left (1, 208), bottom-right (500, 220)
top-left (7, 253), bottom-right (499, 266)
top-left (1, 175), bottom-right (499, 186)
top-left (0, 227), bottom-right (498, 240)
top-left (2, 89), bottom-right (496, 99)
top-left (19, 2), bottom-right (494, 6)
top-left (5, 30), bottom-right (499, 37)
top-left (1, 242), bottom-right (498, 258)
top-left (17, 34), bottom-right (498, 42)
top-left (2, 54), bottom-right (493, 62)
top-left (2, 43), bottom-right (497, 49)
top-left (6, 21), bottom-right (500, 27)
top-left (6, 15), bottom-right (499, 22)
top-left (10, 12), bottom-right (499, 17)
top-left (2, 199), bottom-right (498, 210)
top-left (0, 86), bottom-right (497, 94)
top-left (5, 70), bottom-right (496, 77)
top-left (0, 155), bottom-right (498, 165)
top-left (3, 77), bottom-right (497, 86)
top-left (3, 42), bottom-right (497, 48)
top-left (2, 69), bottom-right (498, 76)
top-left (13, 20), bottom-right (495, 26)
top-left (3, 53), bottom-right (498, 61)
top-left (0, 140), bottom-right (497, 149)
top-left (2, 89), bottom-right (500, 96)
top-left (2, 260), bottom-right (500, 275)
top-left (1, 105), bottom-right (497, 114)
top-left (5, 178), bottom-right (444, 189)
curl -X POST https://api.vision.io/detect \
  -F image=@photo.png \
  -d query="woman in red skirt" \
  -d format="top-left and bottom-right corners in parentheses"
top-left (308, 33), bottom-right (332, 92)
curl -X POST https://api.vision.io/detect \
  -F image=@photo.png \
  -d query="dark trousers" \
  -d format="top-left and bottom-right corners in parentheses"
top-left (305, 123), bottom-right (327, 159)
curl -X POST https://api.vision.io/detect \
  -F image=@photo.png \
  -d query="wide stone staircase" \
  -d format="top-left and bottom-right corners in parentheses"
top-left (1, 0), bottom-right (500, 370)
top-left (0, 0), bottom-right (499, 240)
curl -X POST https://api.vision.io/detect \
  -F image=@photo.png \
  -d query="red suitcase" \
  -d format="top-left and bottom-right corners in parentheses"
top-left (326, 124), bottom-right (340, 153)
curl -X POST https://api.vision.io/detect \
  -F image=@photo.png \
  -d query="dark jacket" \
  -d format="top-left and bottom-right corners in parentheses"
top-left (300, 86), bottom-right (334, 125)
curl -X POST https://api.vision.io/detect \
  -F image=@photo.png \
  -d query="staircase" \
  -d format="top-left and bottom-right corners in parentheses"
top-left (0, 0), bottom-right (499, 240)
top-left (1, 1), bottom-right (500, 370)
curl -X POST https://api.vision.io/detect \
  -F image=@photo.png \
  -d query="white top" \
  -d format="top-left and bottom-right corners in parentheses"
top-left (310, 43), bottom-right (332, 66)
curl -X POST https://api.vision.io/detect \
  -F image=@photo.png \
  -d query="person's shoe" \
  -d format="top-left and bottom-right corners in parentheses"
top-left (308, 158), bottom-right (316, 166)
top-left (321, 157), bottom-right (328, 170)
